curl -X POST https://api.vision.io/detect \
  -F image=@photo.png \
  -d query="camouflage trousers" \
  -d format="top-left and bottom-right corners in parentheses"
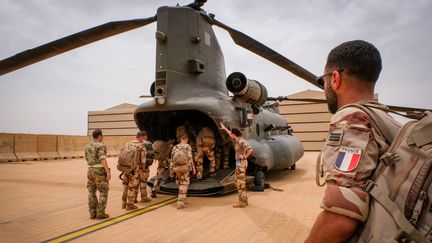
top-left (136, 168), bottom-right (150, 201)
top-left (221, 144), bottom-right (230, 169)
top-left (122, 169), bottom-right (139, 206)
top-left (196, 145), bottom-right (215, 179)
top-left (87, 168), bottom-right (109, 217)
top-left (152, 159), bottom-right (168, 192)
top-left (235, 160), bottom-right (248, 206)
top-left (175, 170), bottom-right (190, 208)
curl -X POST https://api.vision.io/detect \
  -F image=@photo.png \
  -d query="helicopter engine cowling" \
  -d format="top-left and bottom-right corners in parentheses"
top-left (226, 72), bottom-right (268, 106)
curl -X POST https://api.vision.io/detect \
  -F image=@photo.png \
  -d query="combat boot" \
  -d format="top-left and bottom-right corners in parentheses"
top-left (177, 201), bottom-right (189, 209)
top-left (126, 204), bottom-right (138, 210)
top-left (96, 213), bottom-right (110, 219)
top-left (122, 202), bottom-right (126, 209)
top-left (141, 197), bottom-right (151, 203)
top-left (90, 211), bottom-right (96, 219)
top-left (233, 201), bottom-right (247, 208)
top-left (151, 190), bottom-right (157, 198)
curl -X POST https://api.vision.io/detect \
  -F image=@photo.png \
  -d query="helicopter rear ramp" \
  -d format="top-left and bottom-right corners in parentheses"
top-left (147, 168), bottom-right (254, 196)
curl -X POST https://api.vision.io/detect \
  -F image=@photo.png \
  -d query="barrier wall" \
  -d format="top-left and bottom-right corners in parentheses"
top-left (15, 134), bottom-right (40, 161)
top-left (58, 135), bottom-right (89, 159)
top-left (37, 135), bottom-right (59, 160)
top-left (0, 134), bottom-right (16, 162)
top-left (104, 136), bottom-right (135, 157)
top-left (0, 133), bottom-right (129, 162)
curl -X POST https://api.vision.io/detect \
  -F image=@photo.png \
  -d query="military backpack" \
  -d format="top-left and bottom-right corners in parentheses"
top-left (172, 148), bottom-right (189, 166)
top-left (117, 142), bottom-right (139, 173)
top-left (347, 103), bottom-right (432, 242)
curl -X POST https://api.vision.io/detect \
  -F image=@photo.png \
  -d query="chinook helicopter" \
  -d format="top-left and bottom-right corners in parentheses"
top-left (1, 0), bottom-right (325, 195)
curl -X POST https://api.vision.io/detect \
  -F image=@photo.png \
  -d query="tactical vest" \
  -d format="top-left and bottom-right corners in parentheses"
top-left (152, 140), bottom-right (172, 161)
top-left (198, 127), bottom-right (215, 146)
top-left (347, 103), bottom-right (432, 243)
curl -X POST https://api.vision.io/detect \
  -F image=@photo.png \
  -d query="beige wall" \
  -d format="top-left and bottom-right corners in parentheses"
top-left (278, 90), bottom-right (330, 151)
top-left (87, 103), bottom-right (138, 136)
top-left (0, 133), bottom-right (133, 162)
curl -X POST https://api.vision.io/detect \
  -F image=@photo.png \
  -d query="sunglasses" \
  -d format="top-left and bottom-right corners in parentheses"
top-left (316, 69), bottom-right (344, 89)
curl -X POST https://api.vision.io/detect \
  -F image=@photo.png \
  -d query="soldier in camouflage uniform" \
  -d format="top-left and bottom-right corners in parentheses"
top-left (195, 126), bottom-right (216, 179)
top-left (134, 131), bottom-right (152, 203)
top-left (305, 41), bottom-right (400, 242)
top-left (85, 129), bottom-right (111, 219)
top-left (176, 122), bottom-right (198, 170)
top-left (220, 123), bottom-right (253, 208)
top-left (170, 134), bottom-right (196, 209)
top-left (121, 131), bottom-right (147, 210)
top-left (151, 139), bottom-right (174, 198)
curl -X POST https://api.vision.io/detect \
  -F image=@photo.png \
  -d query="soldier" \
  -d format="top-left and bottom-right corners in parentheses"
top-left (176, 121), bottom-right (196, 143)
top-left (195, 126), bottom-right (216, 179)
top-left (305, 40), bottom-right (400, 242)
top-left (151, 139), bottom-right (174, 198)
top-left (134, 131), bottom-right (152, 203)
top-left (170, 134), bottom-right (196, 209)
top-left (220, 123), bottom-right (253, 208)
top-left (120, 131), bottom-right (147, 210)
top-left (85, 129), bottom-right (111, 219)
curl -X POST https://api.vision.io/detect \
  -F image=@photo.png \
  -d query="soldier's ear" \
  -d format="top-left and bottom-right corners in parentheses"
top-left (331, 71), bottom-right (342, 90)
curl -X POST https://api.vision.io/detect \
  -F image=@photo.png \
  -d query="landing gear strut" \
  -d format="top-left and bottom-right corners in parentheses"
top-left (252, 169), bottom-right (265, 191)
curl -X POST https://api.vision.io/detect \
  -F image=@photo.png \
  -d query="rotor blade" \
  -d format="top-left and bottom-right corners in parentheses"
top-left (268, 96), bottom-right (430, 115)
top-left (267, 96), bottom-right (326, 103)
top-left (0, 16), bottom-right (156, 76)
top-left (211, 17), bottom-right (320, 88)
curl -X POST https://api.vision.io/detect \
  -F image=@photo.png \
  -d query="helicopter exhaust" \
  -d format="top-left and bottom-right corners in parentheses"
top-left (226, 72), bottom-right (268, 106)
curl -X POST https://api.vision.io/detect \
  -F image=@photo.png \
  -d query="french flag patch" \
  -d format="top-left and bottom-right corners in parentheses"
top-left (334, 146), bottom-right (362, 172)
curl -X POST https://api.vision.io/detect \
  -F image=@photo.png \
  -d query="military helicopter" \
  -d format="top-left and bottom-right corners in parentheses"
top-left (0, 0), bottom-right (325, 195)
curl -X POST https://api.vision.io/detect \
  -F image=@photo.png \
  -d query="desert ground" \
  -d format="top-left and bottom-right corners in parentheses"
top-left (0, 152), bottom-right (323, 243)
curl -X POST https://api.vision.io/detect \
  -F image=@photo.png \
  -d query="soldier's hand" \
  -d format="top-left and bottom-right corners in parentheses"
top-left (192, 168), bottom-right (196, 175)
top-left (106, 170), bottom-right (111, 181)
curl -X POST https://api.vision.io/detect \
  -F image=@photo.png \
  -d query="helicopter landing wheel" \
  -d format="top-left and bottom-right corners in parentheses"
top-left (253, 170), bottom-right (265, 192)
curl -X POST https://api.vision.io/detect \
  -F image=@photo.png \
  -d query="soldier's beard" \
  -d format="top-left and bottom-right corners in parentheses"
top-left (325, 86), bottom-right (338, 114)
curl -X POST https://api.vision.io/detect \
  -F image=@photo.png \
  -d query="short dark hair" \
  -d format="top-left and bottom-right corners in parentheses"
top-left (136, 131), bottom-right (147, 138)
top-left (231, 128), bottom-right (242, 137)
top-left (92, 129), bottom-right (103, 139)
top-left (326, 40), bottom-right (382, 83)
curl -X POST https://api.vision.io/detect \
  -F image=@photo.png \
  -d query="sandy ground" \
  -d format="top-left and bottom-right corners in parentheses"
top-left (0, 152), bottom-right (323, 243)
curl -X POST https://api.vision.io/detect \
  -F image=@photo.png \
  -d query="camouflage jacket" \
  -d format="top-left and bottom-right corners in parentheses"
top-left (85, 140), bottom-right (107, 166)
top-left (234, 137), bottom-right (252, 161)
top-left (124, 141), bottom-right (147, 169)
top-left (196, 127), bottom-right (215, 147)
top-left (170, 143), bottom-right (193, 170)
top-left (320, 102), bottom-right (400, 222)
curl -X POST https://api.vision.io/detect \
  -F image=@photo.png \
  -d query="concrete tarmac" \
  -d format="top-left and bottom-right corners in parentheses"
top-left (0, 152), bottom-right (323, 243)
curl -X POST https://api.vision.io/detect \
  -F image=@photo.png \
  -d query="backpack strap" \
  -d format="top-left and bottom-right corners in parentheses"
top-left (363, 181), bottom-right (429, 243)
top-left (344, 102), bottom-right (399, 144)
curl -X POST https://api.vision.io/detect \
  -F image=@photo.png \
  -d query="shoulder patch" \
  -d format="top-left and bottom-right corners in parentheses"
top-left (334, 146), bottom-right (362, 172)
top-left (327, 129), bottom-right (344, 146)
